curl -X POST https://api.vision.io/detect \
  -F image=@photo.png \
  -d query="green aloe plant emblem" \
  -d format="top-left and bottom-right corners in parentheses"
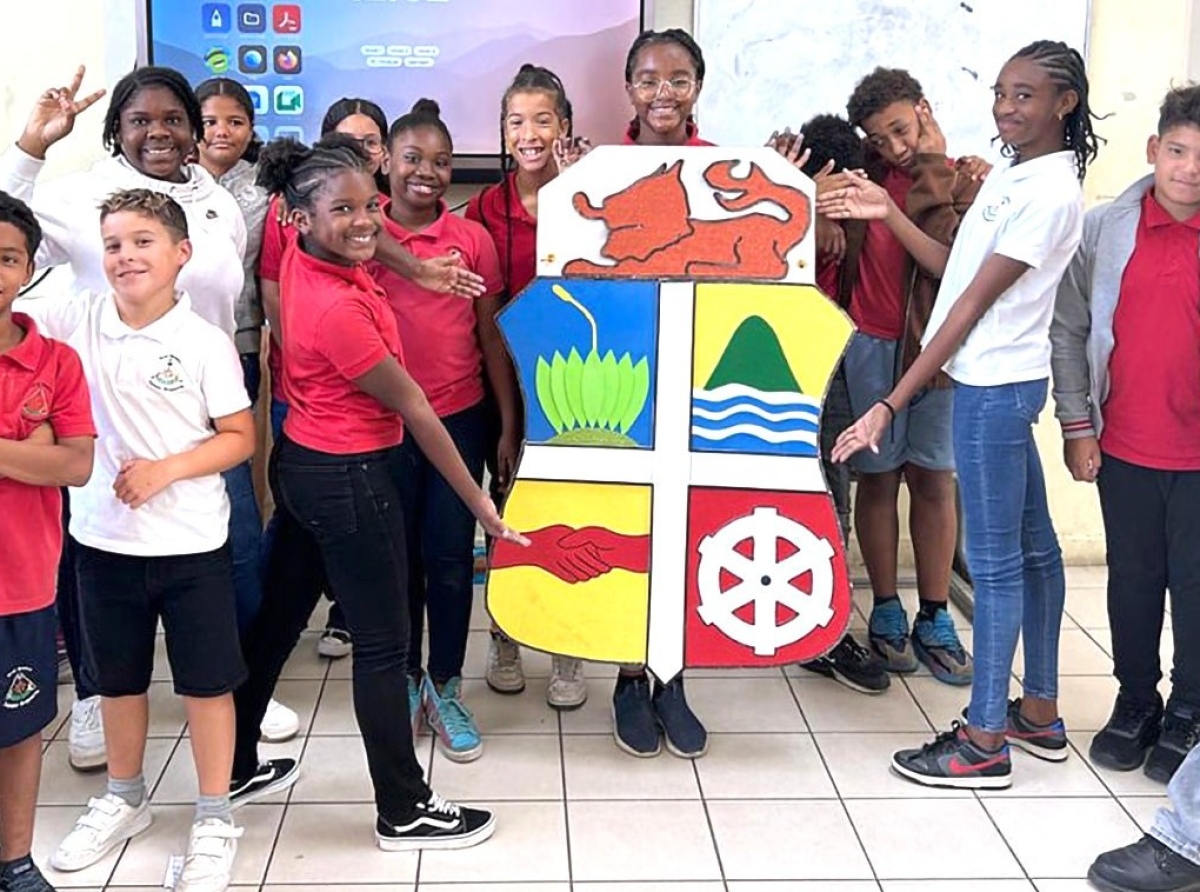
top-left (535, 284), bottom-right (651, 446)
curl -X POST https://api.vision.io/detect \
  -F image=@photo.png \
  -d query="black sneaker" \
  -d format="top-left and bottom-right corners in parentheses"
top-left (230, 758), bottom-right (300, 808)
top-left (0, 855), bottom-right (55, 892)
top-left (1091, 692), bottom-right (1163, 772)
top-left (800, 634), bottom-right (890, 694)
top-left (1005, 698), bottom-right (1070, 762)
top-left (1145, 704), bottom-right (1200, 784)
top-left (892, 722), bottom-right (1013, 790)
top-left (1088, 835), bottom-right (1200, 892)
top-left (612, 673), bottom-right (661, 757)
top-left (376, 792), bottom-right (495, 851)
top-left (652, 676), bottom-right (708, 759)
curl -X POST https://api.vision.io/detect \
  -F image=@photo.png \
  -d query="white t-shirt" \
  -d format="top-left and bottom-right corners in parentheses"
top-left (0, 146), bottom-right (246, 339)
top-left (922, 150), bottom-right (1083, 386)
top-left (18, 290), bottom-right (250, 557)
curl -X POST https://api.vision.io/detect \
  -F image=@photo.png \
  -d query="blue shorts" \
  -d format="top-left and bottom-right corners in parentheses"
top-left (0, 605), bottom-right (58, 748)
top-left (843, 332), bottom-right (954, 474)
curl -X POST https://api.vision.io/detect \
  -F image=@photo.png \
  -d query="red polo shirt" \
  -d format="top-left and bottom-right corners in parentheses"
top-left (466, 172), bottom-right (538, 300)
top-left (0, 314), bottom-right (94, 615)
top-left (258, 196), bottom-right (294, 404)
top-left (1102, 189), bottom-right (1200, 470)
top-left (621, 120), bottom-right (714, 146)
top-left (368, 200), bottom-right (502, 418)
top-left (847, 166), bottom-right (913, 340)
top-left (278, 246), bottom-right (405, 454)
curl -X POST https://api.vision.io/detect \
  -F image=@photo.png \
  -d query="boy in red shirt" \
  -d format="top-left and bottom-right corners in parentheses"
top-left (0, 191), bottom-right (95, 892)
top-left (1052, 85), bottom-right (1200, 788)
top-left (835, 68), bottom-right (982, 689)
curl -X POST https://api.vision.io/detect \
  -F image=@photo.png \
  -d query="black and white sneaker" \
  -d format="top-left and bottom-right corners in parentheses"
top-left (376, 792), bottom-right (495, 852)
top-left (230, 758), bottom-right (300, 809)
top-left (800, 634), bottom-right (891, 694)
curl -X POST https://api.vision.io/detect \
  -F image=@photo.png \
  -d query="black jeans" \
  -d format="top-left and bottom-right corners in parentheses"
top-left (56, 491), bottom-right (98, 701)
top-left (402, 402), bottom-right (488, 682)
top-left (234, 436), bottom-right (430, 820)
top-left (1098, 452), bottom-right (1200, 710)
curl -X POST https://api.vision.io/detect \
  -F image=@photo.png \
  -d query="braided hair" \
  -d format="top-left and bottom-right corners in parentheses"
top-left (194, 77), bottom-right (262, 163)
top-left (256, 133), bottom-right (372, 214)
top-left (496, 64), bottom-right (573, 298)
top-left (1007, 40), bottom-right (1103, 181)
top-left (102, 66), bottom-right (204, 158)
top-left (624, 28), bottom-right (706, 83)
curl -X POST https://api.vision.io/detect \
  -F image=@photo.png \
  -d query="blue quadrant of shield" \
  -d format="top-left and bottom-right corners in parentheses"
top-left (499, 278), bottom-right (660, 448)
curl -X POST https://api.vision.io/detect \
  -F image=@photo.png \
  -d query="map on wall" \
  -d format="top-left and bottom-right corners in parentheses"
top-left (694, 0), bottom-right (1091, 159)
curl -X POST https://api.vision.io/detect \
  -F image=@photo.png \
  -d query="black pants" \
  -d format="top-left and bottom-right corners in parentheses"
top-left (56, 491), bottom-right (98, 701)
top-left (1098, 452), bottom-right (1200, 710)
top-left (402, 403), bottom-right (488, 682)
top-left (234, 436), bottom-right (430, 821)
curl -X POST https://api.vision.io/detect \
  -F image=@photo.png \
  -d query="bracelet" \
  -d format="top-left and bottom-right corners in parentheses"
top-left (874, 398), bottom-right (897, 420)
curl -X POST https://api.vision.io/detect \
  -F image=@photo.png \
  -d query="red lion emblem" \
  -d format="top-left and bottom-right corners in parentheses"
top-left (563, 159), bottom-right (811, 280)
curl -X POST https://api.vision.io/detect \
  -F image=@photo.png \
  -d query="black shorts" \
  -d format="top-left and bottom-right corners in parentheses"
top-left (75, 543), bottom-right (247, 698)
top-left (0, 605), bottom-right (58, 748)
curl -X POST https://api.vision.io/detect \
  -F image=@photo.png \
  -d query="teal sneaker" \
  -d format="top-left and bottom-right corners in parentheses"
top-left (423, 676), bottom-right (483, 763)
top-left (408, 674), bottom-right (424, 738)
top-left (913, 608), bottom-right (974, 686)
top-left (868, 598), bottom-right (919, 673)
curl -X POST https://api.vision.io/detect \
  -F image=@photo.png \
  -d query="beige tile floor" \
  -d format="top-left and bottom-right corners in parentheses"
top-left (34, 565), bottom-right (1166, 891)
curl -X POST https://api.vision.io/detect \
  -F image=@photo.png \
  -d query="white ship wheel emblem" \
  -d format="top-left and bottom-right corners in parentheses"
top-left (696, 507), bottom-right (836, 656)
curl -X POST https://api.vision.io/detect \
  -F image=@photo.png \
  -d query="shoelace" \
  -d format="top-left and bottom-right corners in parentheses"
top-left (833, 635), bottom-right (872, 664)
top-left (921, 612), bottom-right (967, 655)
top-left (920, 721), bottom-right (967, 754)
top-left (422, 792), bottom-right (462, 819)
top-left (436, 685), bottom-right (478, 740)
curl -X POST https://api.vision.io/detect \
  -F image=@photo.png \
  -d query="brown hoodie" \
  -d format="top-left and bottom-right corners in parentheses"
top-left (837, 153), bottom-right (983, 388)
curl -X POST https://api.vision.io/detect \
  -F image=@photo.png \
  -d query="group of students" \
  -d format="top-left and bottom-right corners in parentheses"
top-left (1, 22), bottom-right (1199, 892)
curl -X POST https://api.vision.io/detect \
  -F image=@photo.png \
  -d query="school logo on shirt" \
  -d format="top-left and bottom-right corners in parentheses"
top-left (982, 195), bottom-right (1011, 222)
top-left (149, 355), bottom-right (185, 393)
top-left (3, 666), bottom-right (40, 710)
top-left (20, 383), bottom-right (51, 421)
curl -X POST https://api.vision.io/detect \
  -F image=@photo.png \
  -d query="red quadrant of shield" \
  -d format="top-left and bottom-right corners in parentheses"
top-left (684, 488), bottom-right (851, 668)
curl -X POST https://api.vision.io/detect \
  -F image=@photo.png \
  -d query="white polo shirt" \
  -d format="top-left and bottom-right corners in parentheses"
top-left (922, 150), bottom-right (1083, 386)
top-left (17, 290), bottom-right (250, 557)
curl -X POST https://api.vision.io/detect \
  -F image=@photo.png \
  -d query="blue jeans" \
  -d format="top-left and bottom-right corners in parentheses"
top-left (1153, 743), bottom-right (1200, 865)
top-left (223, 460), bottom-right (263, 634)
top-left (402, 402), bottom-right (488, 682)
top-left (954, 379), bottom-right (1065, 733)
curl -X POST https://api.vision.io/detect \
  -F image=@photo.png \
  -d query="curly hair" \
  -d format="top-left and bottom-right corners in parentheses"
top-left (102, 67), bottom-right (204, 157)
top-left (846, 67), bottom-right (924, 129)
top-left (256, 134), bottom-right (372, 213)
top-left (0, 191), bottom-right (43, 259)
top-left (1158, 83), bottom-right (1200, 136)
top-left (799, 114), bottom-right (865, 176)
top-left (98, 188), bottom-right (190, 241)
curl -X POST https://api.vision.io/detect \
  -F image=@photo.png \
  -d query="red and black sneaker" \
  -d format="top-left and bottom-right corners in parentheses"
top-left (1006, 698), bottom-right (1069, 762)
top-left (892, 722), bottom-right (1013, 790)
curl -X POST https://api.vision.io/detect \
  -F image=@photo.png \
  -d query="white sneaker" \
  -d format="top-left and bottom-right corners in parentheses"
top-left (547, 656), bottom-right (587, 710)
top-left (51, 794), bottom-right (152, 872)
top-left (317, 627), bottom-right (352, 659)
top-left (259, 699), bottom-right (300, 742)
top-left (176, 818), bottom-right (242, 892)
top-left (68, 696), bottom-right (107, 772)
top-left (485, 632), bottom-right (526, 694)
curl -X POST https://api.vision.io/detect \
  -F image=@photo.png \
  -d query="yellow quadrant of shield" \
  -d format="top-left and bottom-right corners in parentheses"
top-left (692, 283), bottom-right (852, 393)
top-left (488, 480), bottom-right (652, 663)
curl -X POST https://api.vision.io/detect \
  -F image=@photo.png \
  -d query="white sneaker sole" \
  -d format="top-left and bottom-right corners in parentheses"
top-left (376, 813), bottom-right (496, 851)
top-left (610, 704), bottom-right (661, 758)
top-left (547, 688), bottom-right (587, 711)
top-left (50, 805), bottom-right (153, 871)
top-left (68, 749), bottom-right (108, 773)
top-left (317, 640), bottom-right (352, 659)
top-left (889, 760), bottom-right (1012, 790)
top-left (434, 737), bottom-right (484, 763)
top-left (485, 675), bottom-right (526, 695)
top-left (1011, 737), bottom-right (1071, 763)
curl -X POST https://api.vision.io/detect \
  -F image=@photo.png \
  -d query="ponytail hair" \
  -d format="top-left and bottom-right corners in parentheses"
top-left (194, 77), bottom-right (262, 163)
top-left (256, 133), bottom-right (372, 212)
top-left (624, 28), bottom-right (706, 83)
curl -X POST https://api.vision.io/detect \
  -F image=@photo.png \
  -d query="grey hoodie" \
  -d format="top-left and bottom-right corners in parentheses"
top-left (1050, 174), bottom-right (1154, 440)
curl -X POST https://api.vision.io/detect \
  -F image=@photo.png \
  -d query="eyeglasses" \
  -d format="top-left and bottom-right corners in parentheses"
top-left (352, 135), bottom-right (385, 155)
top-left (631, 77), bottom-right (697, 99)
